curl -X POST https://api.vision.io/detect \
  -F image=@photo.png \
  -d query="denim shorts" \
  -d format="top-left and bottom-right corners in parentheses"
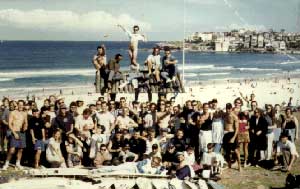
top-left (9, 131), bottom-right (26, 149)
top-left (34, 140), bottom-right (45, 151)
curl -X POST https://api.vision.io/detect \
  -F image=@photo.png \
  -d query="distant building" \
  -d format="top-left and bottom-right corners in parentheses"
top-left (279, 41), bottom-right (286, 50)
top-left (199, 32), bottom-right (213, 42)
top-left (258, 34), bottom-right (264, 48)
top-left (251, 35), bottom-right (258, 48)
top-left (215, 36), bottom-right (230, 52)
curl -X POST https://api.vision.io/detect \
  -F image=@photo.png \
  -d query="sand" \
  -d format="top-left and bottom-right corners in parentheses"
top-left (30, 77), bottom-right (300, 110)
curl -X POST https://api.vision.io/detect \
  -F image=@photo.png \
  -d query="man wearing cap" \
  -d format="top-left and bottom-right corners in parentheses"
top-left (223, 103), bottom-right (241, 171)
top-left (274, 133), bottom-right (299, 171)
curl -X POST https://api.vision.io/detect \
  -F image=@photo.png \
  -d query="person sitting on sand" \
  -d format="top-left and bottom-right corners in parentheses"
top-left (94, 144), bottom-right (112, 167)
top-left (174, 152), bottom-right (195, 180)
top-left (161, 46), bottom-right (178, 83)
top-left (46, 129), bottom-right (66, 168)
top-left (65, 133), bottom-right (83, 167)
top-left (92, 156), bottom-right (164, 175)
top-left (274, 133), bottom-right (299, 172)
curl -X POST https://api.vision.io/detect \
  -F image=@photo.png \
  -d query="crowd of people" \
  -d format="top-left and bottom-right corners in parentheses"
top-left (0, 25), bottom-right (299, 181)
top-left (0, 92), bottom-right (298, 180)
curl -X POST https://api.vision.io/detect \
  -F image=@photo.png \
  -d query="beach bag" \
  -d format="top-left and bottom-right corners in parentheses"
top-left (286, 173), bottom-right (300, 189)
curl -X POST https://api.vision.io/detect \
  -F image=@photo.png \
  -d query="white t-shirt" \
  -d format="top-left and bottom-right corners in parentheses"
top-left (125, 30), bottom-right (146, 48)
top-left (146, 54), bottom-right (161, 69)
top-left (277, 140), bottom-right (299, 157)
top-left (184, 151), bottom-right (195, 166)
top-left (75, 115), bottom-right (94, 136)
top-left (116, 115), bottom-right (135, 130)
top-left (96, 111), bottom-right (115, 134)
top-left (201, 152), bottom-right (217, 166)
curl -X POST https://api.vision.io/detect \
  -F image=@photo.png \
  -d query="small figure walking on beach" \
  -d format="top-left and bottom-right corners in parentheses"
top-left (117, 24), bottom-right (147, 71)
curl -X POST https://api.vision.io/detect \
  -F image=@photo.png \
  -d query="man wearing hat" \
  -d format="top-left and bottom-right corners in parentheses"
top-left (274, 133), bottom-right (299, 172)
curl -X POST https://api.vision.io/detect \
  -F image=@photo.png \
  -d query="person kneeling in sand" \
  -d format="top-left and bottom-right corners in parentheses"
top-left (46, 130), bottom-right (66, 168)
top-left (274, 133), bottom-right (299, 172)
top-left (65, 134), bottom-right (83, 167)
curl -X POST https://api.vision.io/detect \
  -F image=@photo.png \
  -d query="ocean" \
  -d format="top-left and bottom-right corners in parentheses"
top-left (0, 41), bottom-right (300, 97)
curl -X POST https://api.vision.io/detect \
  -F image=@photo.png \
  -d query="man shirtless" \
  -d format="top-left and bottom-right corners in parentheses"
top-left (223, 103), bottom-right (241, 171)
top-left (2, 100), bottom-right (28, 170)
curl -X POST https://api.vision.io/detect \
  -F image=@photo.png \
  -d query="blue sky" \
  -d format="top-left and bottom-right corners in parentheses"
top-left (0, 0), bottom-right (298, 41)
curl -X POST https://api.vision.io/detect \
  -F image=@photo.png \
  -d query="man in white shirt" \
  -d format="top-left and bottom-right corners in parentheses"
top-left (96, 102), bottom-right (115, 135)
top-left (145, 47), bottom-right (161, 82)
top-left (117, 24), bottom-right (146, 70)
top-left (275, 133), bottom-right (299, 171)
top-left (75, 108), bottom-right (95, 140)
top-left (115, 107), bottom-right (138, 130)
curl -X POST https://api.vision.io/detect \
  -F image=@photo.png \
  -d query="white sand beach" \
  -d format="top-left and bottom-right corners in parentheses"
top-left (28, 77), bottom-right (300, 109)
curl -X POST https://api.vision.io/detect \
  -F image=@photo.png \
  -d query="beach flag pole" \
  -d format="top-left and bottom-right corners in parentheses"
top-left (182, 0), bottom-right (186, 85)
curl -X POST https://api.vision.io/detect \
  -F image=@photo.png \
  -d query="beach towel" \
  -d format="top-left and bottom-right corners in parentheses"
top-left (199, 130), bottom-right (212, 152)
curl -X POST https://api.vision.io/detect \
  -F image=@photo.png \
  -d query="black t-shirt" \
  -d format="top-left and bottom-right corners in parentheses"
top-left (29, 117), bottom-right (45, 140)
top-left (170, 137), bottom-right (186, 152)
top-left (176, 165), bottom-right (191, 180)
top-left (162, 151), bottom-right (177, 163)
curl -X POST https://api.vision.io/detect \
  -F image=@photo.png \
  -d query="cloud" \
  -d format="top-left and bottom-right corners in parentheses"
top-left (0, 9), bottom-right (151, 33)
top-left (215, 23), bottom-right (267, 31)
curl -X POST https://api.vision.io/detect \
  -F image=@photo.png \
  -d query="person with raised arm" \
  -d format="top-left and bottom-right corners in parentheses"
top-left (117, 24), bottom-right (147, 70)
